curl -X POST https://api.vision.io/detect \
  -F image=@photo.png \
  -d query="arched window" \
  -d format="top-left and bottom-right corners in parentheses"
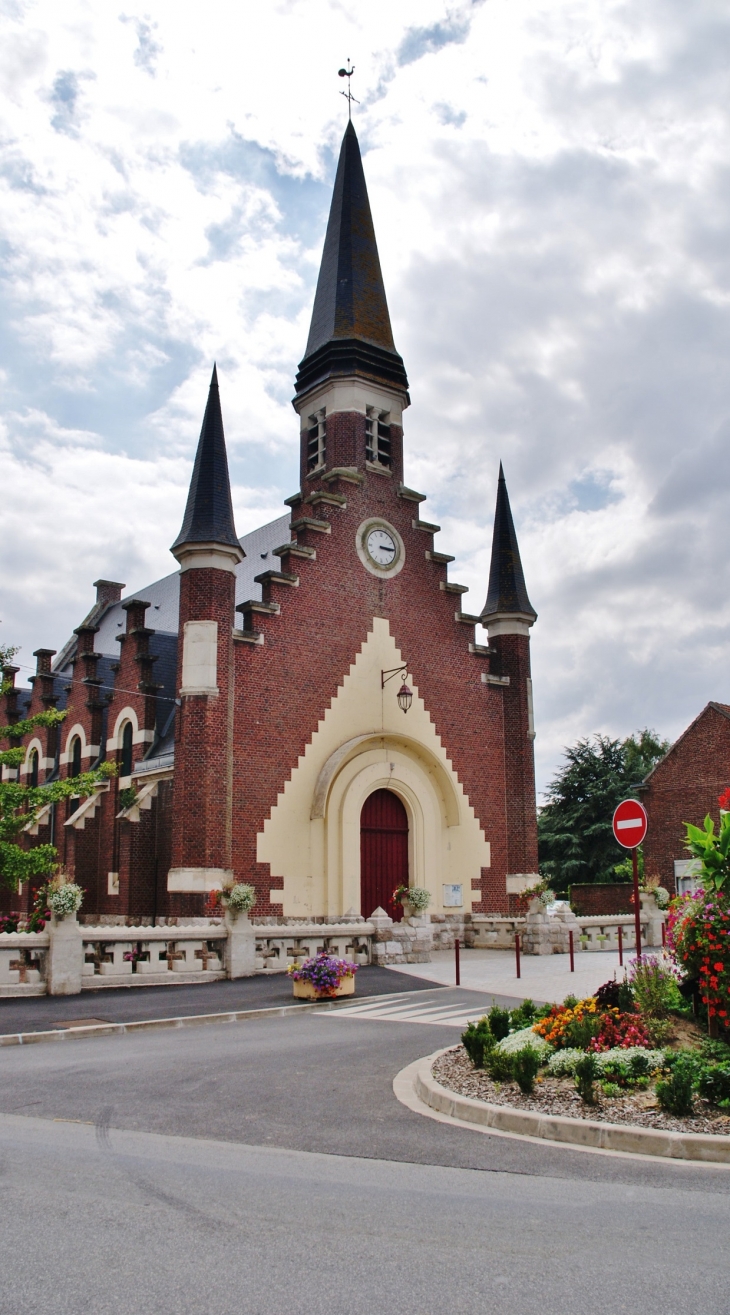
top-left (68, 736), bottom-right (82, 814)
top-left (29, 749), bottom-right (39, 789)
top-left (121, 721), bottom-right (133, 778)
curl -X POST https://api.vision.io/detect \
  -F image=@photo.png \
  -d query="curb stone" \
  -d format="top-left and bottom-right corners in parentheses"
top-left (394, 1049), bottom-right (730, 1166)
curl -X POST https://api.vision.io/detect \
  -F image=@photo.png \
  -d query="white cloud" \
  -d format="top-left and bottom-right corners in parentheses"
top-left (1, 0), bottom-right (729, 795)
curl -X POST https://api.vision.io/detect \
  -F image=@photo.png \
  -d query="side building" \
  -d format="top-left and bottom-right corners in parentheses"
top-left (1, 122), bottom-right (540, 925)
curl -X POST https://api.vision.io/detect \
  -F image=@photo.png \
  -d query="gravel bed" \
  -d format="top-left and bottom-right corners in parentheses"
top-left (433, 1046), bottom-right (730, 1137)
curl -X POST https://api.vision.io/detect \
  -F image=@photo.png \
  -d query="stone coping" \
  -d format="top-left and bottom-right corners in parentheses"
top-left (394, 1049), bottom-right (730, 1166)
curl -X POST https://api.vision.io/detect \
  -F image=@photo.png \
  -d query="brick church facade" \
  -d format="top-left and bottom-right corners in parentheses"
top-left (1, 122), bottom-right (540, 924)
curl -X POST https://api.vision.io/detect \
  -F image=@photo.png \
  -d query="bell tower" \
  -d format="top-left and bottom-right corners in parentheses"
top-left (293, 122), bottom-right (410, 488)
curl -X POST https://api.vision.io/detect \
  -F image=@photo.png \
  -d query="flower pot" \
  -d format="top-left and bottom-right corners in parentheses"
top-left (292, 975), bottom-right (355, 1000)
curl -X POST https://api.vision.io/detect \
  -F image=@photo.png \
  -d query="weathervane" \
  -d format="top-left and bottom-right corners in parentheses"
top-left (338, 59), bottom-right (359, 120)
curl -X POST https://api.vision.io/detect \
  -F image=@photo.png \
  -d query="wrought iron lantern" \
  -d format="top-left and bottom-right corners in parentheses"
top-left (397, 682), bottom-right (413, 714)
top-left (382, 664), bottom-right (412, 714)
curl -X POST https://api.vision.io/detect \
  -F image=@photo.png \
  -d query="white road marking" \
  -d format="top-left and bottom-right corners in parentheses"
top-left (329, 997), bottom-right (488, 1028)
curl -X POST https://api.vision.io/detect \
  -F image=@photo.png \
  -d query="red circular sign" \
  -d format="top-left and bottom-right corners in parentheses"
top-left (612, 798), bottom-right (648, 849)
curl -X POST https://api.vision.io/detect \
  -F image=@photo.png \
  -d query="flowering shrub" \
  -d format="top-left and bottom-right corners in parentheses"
top-left (515, 879), bottom-right (555, 913)
top-left (628, 954), bottom-right (682, 1018)
top-left (532, 997), bottom-right (599, 1048)
top-left (287, 952), bottom-right (358, 996)
top-left (669, 889), bottom-right (730, 1024)
top-left (392, 885), bottom-right (431, 912)
top-left (223, 883), bottom-right (256, 915)
top-left (587, 1009), bottom-right (650, 1052)
top-left (547, 1047), bottom-right (666, 1078)
top-left (0, 912), bottom-right (19, 933)
top-left (496, 1026), bottom-right (552, 1060)
top-left (47, 880), bottom-right (83, 919)
top-left (683, 812), bottom-right (730, 894)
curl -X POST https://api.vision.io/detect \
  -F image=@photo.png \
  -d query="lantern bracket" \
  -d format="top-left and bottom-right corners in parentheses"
top-left (381, 664), bottom-right (409, 689)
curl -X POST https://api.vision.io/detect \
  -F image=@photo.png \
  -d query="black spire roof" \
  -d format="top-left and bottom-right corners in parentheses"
top-left (481, 464), bottom-right (537, 621)
top-left (171, 365), bottom-right (241, 552)
top-left (295, 121), bottom-right (408, 399)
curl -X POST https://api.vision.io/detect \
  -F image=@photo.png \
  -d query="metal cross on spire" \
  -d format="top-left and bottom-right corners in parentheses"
top-left (338, 60), bottom-right (359, 120)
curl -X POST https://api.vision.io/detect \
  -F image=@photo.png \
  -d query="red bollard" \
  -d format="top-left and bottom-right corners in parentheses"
top-left (515, 933), bottom-right (521, 979)
top-left (569, 928), bottom-right (575, 973)
top-left (661, 921), bottom-right (666, 949)
top-left (618, 924), bottom-right (623, 967)
top-left (455, 937), bottom-right (461, 986)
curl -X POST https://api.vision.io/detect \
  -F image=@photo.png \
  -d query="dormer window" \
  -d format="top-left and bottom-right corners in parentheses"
top-left (365, 407), bottom-right (391, 468)
top-left (306, 408), bottom-right (326, 472)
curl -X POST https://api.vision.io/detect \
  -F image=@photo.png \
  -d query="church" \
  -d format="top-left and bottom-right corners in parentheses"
top-left (2, 122), bottom-right (540, 925)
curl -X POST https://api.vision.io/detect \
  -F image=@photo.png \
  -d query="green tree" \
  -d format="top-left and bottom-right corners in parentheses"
top-left (0, 658), bottom-right (115, 890)
top-left (537, 730), bottom-right (669, 894)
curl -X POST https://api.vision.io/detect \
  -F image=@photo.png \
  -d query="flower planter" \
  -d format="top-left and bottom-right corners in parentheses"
top-left (292, 975), bottom-right (355, 1000)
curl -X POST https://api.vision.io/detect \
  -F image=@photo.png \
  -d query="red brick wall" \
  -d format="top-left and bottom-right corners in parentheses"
top-left (569, 884), bottom-right (633, 916)
top-left (223, 417), bottom-right (537, 916)
top-left (642, 703), bottom-right (730, 894)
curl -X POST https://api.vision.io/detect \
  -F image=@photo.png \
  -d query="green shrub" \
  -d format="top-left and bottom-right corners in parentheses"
top-left (487, 1005), bottom-right (511, 1041)
top-left (701, 1038), bottom-right (730, 1065)
top-left (629, 956), bottom-right (681, 1020)
top-left (574, 1053), bottom-right (598, 1104)
top-left (697, 1064), bottom-right (730, 1107)
top-left (601, 1058), bottom-right (631, 1087)
top-left (563, 1014), bottom-right (602, 1050)
top-left (601, 1082), bottom-right (621, 1098)
top-left (656, 1056), bottom-right (695, 1116)
top-left (461, 1018), bottom-right (494, 1069)
top-left (562, 994), bottom-right (578, 1010)
top-left (512, 1046), bottom-right (541, 1094)
top-left (617, 979), bottom-right (634, 1014)
top-left (628, 1051), bottom-right (651, 1079)
top-left (509, 999), bottom-right (537, 1030)
top-left (486, 1049), bottom-right (515, 1082)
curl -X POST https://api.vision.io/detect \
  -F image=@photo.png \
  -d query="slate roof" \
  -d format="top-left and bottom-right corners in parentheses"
top-left (295, 121), bottom-right (408, 399)
top-left (171, 365), bottom-right (240, 552)
top-left (481, 464), bottom-right (537, 621)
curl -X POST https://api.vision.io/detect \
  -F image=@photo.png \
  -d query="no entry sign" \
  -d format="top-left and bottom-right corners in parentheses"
top-left (612, 798), bottom-right (648, 849)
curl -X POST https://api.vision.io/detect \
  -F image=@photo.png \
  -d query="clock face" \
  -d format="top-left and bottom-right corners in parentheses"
top-left (366, 528), bottom-right (397, 567)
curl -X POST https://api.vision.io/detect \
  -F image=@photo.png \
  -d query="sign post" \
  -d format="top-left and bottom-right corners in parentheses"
top-left (612, 798), bottom-right (648, 960)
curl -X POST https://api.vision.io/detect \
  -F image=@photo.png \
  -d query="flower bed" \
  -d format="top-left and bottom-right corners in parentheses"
top-left (432, 1048), bottom-right (730, 1136)
top-left (451, 965), bottom-right (730, 1135)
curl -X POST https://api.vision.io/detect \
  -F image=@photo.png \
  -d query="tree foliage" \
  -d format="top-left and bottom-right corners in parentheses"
top-left (537, 730), bottom-right (670, 893)
top-left (0, 705), bottom-right (115, 892)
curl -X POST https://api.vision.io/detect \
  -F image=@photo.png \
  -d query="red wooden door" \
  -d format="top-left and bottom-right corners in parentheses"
top-left (360, 789), bottom-right (409, 921)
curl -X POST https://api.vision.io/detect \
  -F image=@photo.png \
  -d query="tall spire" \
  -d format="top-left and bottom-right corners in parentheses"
top-left (294, 122), bottom-right (408, 399)
top-left (171, 366), bottom-right (241, 553)
top-left (481, 464), bottom-right (536, 623)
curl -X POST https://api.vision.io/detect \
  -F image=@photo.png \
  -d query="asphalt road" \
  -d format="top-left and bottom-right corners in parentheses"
top-left (1, 1004), bottom-right (729, 1313)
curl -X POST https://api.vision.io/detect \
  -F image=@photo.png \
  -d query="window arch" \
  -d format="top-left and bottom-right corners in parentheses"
top-left (29, 749), bottom-right (39, 789)
top-left (120, 721), bottom-right (133, 778)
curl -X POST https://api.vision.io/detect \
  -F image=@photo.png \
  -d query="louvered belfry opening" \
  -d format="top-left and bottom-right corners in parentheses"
top-left (360, 788), bottom-right (409, 922)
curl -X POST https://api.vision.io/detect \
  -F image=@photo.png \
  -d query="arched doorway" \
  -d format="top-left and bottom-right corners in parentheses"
top-left (360, 788), bottom-right (409, 921)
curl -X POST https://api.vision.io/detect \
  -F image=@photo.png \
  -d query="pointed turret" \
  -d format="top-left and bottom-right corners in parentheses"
top-left (172, 366), bottom-right (242, 555)
top-left (481, 464), bottom-right (536, 628)
top-left (294, 122), bottom-right (408, 400)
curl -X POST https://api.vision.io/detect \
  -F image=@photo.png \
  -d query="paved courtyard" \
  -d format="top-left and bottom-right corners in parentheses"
top-left (390, 945), bottom-right (655, 1003)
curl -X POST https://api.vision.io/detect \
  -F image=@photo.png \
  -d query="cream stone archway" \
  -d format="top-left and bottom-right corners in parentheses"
top-left (257, 618), bottom-right (490, 917)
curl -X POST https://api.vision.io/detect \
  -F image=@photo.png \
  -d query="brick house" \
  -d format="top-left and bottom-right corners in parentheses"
top-left (1, 122), bottom-right (540, 923)
top-left (641, 702), bottom-right (730, 895)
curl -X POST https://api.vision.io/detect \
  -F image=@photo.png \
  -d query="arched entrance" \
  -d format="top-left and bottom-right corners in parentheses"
top-left (360, 788), bottom-right (409, 921)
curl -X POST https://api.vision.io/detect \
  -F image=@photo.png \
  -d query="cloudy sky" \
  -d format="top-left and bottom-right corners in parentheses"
top-left (1, 0), bottom-right (729, 796)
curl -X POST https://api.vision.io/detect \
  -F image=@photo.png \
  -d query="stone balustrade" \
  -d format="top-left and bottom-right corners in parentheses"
top-left (80, 924), bottom-right (228, 986)
top-left (0, 931), bottom-right (49, 996)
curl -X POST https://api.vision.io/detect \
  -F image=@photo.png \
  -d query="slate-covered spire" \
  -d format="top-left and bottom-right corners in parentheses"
top-left (294, 121), bottom-right (408, 399)
top-left (481, 464), bottom-right (537, 622)
top-left (171, 366), bottom-right (241, 552)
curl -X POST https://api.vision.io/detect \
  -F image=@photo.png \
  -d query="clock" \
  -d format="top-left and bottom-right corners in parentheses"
top-left (356, 518), bottom-right (405, 578)
top-left (366, 528), bottom-right (397, 566)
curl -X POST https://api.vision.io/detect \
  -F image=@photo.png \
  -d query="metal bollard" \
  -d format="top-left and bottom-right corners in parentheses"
top-left (454, 936), bottom-right (461, 986)
top-left (569, 928), bottom-right (575, 973)
top-left (515, 932), bottom-right (521, 979)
